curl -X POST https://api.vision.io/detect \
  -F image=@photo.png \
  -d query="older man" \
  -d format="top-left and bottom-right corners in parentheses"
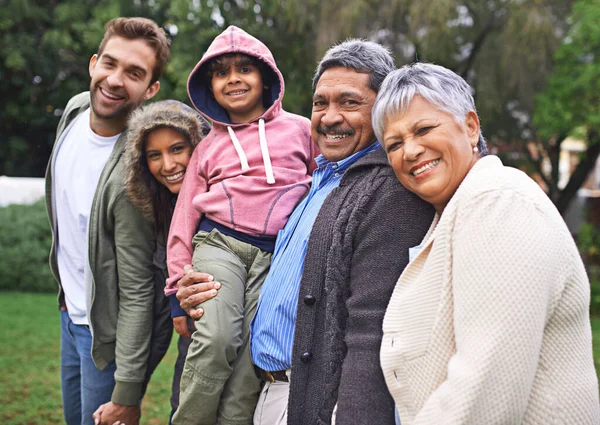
top-left (177, 40), bottom-right (433, 425)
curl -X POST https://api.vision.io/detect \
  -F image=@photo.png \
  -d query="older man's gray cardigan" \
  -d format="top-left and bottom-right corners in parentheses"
top-left (288, 148), bottom-right (434, 425)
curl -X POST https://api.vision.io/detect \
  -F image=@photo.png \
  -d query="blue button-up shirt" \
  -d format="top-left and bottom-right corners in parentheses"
top-left (250, 142), bottom-right (381, 371)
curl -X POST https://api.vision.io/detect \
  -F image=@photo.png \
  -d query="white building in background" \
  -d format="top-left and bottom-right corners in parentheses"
top-left (0, 176), bottom-right (45, 207)
top-left (2, 140), bottom-right (600, 229)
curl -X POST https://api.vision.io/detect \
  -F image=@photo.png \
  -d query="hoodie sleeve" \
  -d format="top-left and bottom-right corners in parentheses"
top-left (165, 147), bottom-right (206, 295)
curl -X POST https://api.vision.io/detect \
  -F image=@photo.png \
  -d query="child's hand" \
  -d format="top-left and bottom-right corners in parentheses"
top-left (176, 264), bottom-right (220, 319)
top-left (173, 316), bottom-right (193, 338)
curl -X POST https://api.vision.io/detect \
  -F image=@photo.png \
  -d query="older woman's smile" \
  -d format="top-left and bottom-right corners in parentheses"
top-left (410, 158), bottom-right (440, 177)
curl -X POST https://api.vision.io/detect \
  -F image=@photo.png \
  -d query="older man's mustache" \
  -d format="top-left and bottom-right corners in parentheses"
top-left (316, 125), bottom-right (356, 136)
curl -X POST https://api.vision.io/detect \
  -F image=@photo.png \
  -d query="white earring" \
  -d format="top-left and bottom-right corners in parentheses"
top-left (473, 145), bottom-right (479, 153)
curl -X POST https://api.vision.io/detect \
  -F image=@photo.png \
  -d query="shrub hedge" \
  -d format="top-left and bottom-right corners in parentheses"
top-left (0, 199), bottom-right (56, 292)
top-left (589, 268), bottom-right (600, 317)
top-left (1, 200), bottom-right (599, 316)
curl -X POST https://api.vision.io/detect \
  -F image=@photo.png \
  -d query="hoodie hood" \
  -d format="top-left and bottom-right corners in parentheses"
top-left (187, 25), bottom-right (284, 125)
top-left (125, 100), bottom-right (209, 222)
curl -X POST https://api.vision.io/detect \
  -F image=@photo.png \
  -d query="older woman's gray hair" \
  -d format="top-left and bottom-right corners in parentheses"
top-left (372, 62), bottom-right (488, 154)
top-left (312, 39), bottom-right (395, 92)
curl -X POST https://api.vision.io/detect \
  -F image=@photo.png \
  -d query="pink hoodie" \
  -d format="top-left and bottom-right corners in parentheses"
top-left (166, 26), bottom-right (318, 293)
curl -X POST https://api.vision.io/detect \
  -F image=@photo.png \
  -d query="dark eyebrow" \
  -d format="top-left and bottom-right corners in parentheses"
top-left (339, 91), bottom-right (362, 98)
top-left (313, 93), bottom-right (326, 101)
top-left (170, 140), bottom-right (189, 147)
top-left (100, 53), bottom-right (117, 62)
top-left (100, 53), bottom-right (147, 76)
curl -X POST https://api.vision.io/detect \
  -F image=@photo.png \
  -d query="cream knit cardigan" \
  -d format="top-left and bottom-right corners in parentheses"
top-left (381, 155), bottom-right (599, 425)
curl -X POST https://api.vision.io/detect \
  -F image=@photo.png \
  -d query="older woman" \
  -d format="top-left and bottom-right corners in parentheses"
top-left (372, 63), bottom-right (599, 425)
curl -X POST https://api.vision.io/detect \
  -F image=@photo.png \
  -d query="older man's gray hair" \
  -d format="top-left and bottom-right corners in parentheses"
top-left (312, 39), bottom-right (395, 92)
top-left (371, 62), bottom-right (488, 154)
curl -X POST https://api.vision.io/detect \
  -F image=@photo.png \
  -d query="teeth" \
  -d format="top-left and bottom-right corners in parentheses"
top-left (412, 159), bottom-right (440, 176)
top-left (326, 134), bottom-right (349, 140)
top-left (228, 90), bottom-right (247, 95)
top-left (100, 88), bottom-right (122, 100)
top-left (165, 171), bottom-right (184, 181)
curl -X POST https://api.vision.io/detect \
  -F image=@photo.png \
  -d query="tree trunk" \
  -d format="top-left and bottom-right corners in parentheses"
top-left (555, 132), bottom-right (600, 216)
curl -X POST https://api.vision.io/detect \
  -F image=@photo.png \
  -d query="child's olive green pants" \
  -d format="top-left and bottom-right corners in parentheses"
top-left (172, 229), bottom-right (272, 425)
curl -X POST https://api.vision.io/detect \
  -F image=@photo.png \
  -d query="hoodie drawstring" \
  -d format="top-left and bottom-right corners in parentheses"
top-left (227, 126), bottom-right (250, 172)
top-left (258, 119), bottom-right (275, 184)
top-left (227, 119), bottom-right (276, 184)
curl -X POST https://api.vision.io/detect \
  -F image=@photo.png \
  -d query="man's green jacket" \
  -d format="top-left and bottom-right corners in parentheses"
top-left (45, 92), bottom-right (156, 405)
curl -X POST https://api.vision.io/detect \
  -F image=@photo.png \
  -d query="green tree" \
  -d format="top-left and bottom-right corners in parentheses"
top-left (281, 0), bottom-right (597, 215)
top-left (0, 0), bottom-right (315, 177)
top-left (4, 0), bottom-right (597, 219)
top-left (532, 0), bottom-right (600, 214)
top-left (0, 0), bottom-right (99, 177)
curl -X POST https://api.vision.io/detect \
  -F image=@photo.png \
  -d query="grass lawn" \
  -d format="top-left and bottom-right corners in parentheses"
top-left (593, 315), bottom-right (600, 376)
top-left (0, 292), bottom-right (176, 425)
top-left (1, 293), bottom-right (599, 424)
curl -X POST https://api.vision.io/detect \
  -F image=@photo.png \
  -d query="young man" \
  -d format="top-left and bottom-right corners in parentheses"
top-left (45, 17), bottom-right (169, 425)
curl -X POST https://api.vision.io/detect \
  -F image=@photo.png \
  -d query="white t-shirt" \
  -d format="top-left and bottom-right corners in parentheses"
top-left (54, 109), bottom-right (120, 324)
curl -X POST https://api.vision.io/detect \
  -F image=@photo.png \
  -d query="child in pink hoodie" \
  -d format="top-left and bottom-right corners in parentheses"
top-left (167, 26), bottom-right (318, 425)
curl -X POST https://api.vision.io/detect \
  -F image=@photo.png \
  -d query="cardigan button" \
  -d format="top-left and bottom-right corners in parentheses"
top-left (300, 352), bottom-right (312, 363)
top-left (303, 295), bottom-right (316, 305)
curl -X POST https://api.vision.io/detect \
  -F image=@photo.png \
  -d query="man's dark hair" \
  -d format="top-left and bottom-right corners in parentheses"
top-left (97, 17), bottom-right (170, 85)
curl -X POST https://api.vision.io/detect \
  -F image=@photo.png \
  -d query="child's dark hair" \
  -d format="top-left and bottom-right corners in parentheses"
top-left (206, 53), bottom-right (274, 108)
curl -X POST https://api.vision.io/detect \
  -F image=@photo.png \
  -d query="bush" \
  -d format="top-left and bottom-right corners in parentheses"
top-left (578, 223), bottom-right (600, 260)
top-left (577, 222), bottom-right (600, 316)
top-left (588, 263), bottom-right (600, 317)
top-left (0, 199), bottom-right (56, 292)
top-left (591, 276), bottom-right (600, 317)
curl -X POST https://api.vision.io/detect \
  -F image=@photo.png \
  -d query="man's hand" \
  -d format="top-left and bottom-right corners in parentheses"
top-left (176, 264), bottom-right (220, 319)
top-left (93, 402), bottom-right (140, 425)
top-left (173, 315), bottom-right (194, 338)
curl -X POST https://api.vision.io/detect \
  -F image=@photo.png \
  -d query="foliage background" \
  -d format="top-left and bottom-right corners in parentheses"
top-left (2, 0), bottom-right (600, 216)
top-left (0, 200), bottom-right (54, 292)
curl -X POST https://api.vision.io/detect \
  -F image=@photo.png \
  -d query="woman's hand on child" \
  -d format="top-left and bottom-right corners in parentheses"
top-left (176, 264), bottom-right (221, 319)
